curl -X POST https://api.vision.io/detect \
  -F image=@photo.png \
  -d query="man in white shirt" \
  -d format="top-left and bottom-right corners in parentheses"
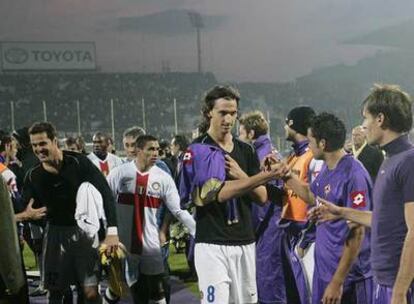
top-left (88, 132), bottom-right (123, 176)
top-left (107, 135), bottom-right (195, 304)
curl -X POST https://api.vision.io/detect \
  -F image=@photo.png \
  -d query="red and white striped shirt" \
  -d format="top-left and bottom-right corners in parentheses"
top-left (88, 152), bottom-right (123, 176)
top-left (107, 161), bottom-right (195, 274)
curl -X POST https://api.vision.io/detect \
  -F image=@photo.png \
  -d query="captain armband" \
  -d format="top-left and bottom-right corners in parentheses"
top-left (192, 178), bottom-right (225, 206)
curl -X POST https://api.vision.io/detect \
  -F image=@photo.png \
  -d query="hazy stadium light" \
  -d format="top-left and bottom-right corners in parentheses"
top-left (110, 99), bottom-right (115, 143)
top-left (187, 11), bottom-right (204, 73)
top-left (42, 100), bottom-right (48, 122)
top-left (10, 101), bottom-right (15, 131)
top-left (173, 98), bottom-right (178, 134)
top-left (76, 100), bottom-right (81, 135)
top-left (141, 98), bottom-right (146, 130)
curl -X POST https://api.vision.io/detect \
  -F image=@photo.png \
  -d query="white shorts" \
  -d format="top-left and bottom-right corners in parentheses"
top-left (300, 242), bottom-right (315, 296)
top-left (195, 242), bottom-right (257, 304)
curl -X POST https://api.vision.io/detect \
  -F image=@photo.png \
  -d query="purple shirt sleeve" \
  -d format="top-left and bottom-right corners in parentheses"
top-left (179, 148), bottom-right (195, 208)
top-left (344, 169), bottom-right (371, 211)
top-left (178, 144), bottom-right (226, 207)
top-left (397, 158), bottom-right (414, 203)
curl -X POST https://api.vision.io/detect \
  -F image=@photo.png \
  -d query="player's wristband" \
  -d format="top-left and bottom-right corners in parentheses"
top-left (282, 170), bottom-right (292, 182)
top-left (107, 226), bottom-right (118, 236)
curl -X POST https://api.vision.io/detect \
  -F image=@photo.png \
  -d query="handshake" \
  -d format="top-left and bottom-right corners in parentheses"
top-left (261, 154), bottom-right (292, 181)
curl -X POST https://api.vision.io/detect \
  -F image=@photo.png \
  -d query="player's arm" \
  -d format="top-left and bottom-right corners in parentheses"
top-left (159, 211), bottom-right (173, 246)
top-left (248, 185), bottom-right (267, 204)
top-left (15, 198), bottom-right (46, 222)
top-left (284, 174), bottom-right (315, 205)
top-left (224, 154), bottom-right (267, 204)
top-left (322, 223), bottom-right (366, 304)
top-left (264, 157), bottom-right (316, 205)
top-left (391, 202), bottom-right (414, 303)
top-left (310, 197), bottom-right (372, 227)
top-left (217, 171), bottom-right (274, 203)
top-left (323, 174), bottom-right (372, 303)
top-left (15, 170), bottom-right (47, 221)
top-left (164, 175), bottom-right (196, 237)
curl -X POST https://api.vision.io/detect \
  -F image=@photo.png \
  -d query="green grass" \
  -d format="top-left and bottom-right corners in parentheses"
top-left (168, 245), bottom-right (199, 296)
top-left (22, 243), bottom-right (37, 270)
top-left (22, 241), bottom-right (199, 296)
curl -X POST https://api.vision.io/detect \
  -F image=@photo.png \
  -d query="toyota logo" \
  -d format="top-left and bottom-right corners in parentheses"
top-left (4, 48), bottom-right (29, 64)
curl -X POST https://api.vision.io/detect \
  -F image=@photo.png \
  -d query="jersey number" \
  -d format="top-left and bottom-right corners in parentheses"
top-left (207, 285), bottom-right (215, 302)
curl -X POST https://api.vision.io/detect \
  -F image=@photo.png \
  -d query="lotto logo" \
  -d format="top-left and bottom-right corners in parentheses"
top-left (183, 150), bottom-right (193, 164)
top-left (351, 191), bottom-right (366, 208)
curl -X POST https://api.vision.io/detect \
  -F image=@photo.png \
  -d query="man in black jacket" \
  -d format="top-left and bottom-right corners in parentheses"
top-left (352, 125), bottom-right (384, 183)
top-left (23, 122), bottom-right (119, 304)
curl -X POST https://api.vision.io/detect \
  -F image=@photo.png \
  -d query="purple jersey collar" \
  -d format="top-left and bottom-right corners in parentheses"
top-left (381, 134), bottom-right (412, 157)
top-left (292, 140), bottom-right (309, 156)
top-left (253, 134), bottom-right (271, 150)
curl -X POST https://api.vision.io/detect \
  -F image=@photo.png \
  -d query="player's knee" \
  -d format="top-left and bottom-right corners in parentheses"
top-left (149, 277), bottom-right (166, 302)
top-left (148, 299), bottom-right (166, 304)
top-left (82, 286), bottom-right (99, 302)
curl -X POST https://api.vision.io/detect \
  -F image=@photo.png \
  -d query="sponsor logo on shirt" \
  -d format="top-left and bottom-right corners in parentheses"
top-left (351, 191), bottom-right (366, 208)
top-left (151, 182), bottom-right (160, 191)
top-left (147, 190), bottom-right (161, 198)
top-left (324, 184), bottom-right (331, 196)
top-left (137, 185), bottom-right (145, 195)
top-left (183, 150), bottom-right (193, 165)
top-left (121, 177), bottom-right (135, 188)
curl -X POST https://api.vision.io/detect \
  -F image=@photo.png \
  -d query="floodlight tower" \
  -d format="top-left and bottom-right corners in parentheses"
top-left (188, 11), bottom-right (204, 73)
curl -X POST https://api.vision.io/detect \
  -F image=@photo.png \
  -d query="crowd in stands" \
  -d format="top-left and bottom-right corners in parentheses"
top-left (0, 72), bottom-right (216, 148)
top-left (2, 50), bottom-right (414, 151)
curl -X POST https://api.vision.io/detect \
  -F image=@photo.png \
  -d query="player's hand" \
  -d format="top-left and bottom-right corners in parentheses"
top-left (260, 153), bottom-right (279, 171)
top-left (308, 197), bottom-right (343, 223)
top-left (391, 289), bottom-right (408, 304)
top-left (102, 234), bottom-right (120, 256)
top-left (269, 161), bottom-right (290, 180)
top-left (25, 198), bottom-right (47, 220)
top-left (159, 230), bottom-right (168, 246)
top-left (322, 280), bottom-right (343, 304)
top-left (225, 154), bottom-right (248, 180)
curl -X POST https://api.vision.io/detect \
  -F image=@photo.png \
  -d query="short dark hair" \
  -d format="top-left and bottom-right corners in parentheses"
top-left (362, 84), bottom-right (412, 133)
top-left (310, 112), bottom-right (346, 152)
top-left (76, 136), bottom-right (86, 154)
top-left (239, 111), bottom-right (269, 139)
top-left (29, 122), bottom-right (57, 141)
top-left (0, 134), bottom-right (12, 153)
top-left (93, 132), bottom-right (110, 143)
top-left (135, 135), bottom-right (158, 149)
top-left (65, 136), bottom-right (77, 146)
top-left (123, 126), bottom-right (146, 139)
top-left (159, 140), bottom-right (170, 150)
top-left (201, 85), bottom-right (240, 124)
top-left (172, 134), bottom-right (189, 151)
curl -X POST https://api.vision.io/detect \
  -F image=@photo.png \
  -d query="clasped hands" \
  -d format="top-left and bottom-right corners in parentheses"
top-left (260, 153), bottom-right (291, 179)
